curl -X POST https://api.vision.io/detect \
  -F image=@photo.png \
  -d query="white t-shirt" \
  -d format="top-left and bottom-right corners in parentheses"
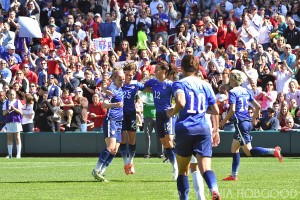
top-left (21, 104), bottom-right (34, 124)
top-left (274, 70), bottom-right (292, 93)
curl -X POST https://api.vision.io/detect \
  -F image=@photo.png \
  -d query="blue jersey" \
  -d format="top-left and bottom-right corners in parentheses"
top-left (172, 76), bottom-right (216, 136)
top-left (106, 83), bottom-right (124, 121)
top-left (144, 78), bottom-right (173, 113)
top-left (122, 80), bottom-right (145, 114)
top-left (229, 86), bottom-right (254, 122)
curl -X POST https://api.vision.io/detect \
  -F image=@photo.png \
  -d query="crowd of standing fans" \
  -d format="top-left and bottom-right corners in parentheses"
top-left (0, 0), bottom-right (300, 158)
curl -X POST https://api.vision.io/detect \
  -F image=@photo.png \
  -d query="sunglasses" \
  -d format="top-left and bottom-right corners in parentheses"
top-left (186, 51), bottom-right (192, 53)
top-left (157, 7), bottom-right (163, 9)
top-left (267, 83), bottom-right (273, 86)
top-left (30, 85), bottom-right (35, 87)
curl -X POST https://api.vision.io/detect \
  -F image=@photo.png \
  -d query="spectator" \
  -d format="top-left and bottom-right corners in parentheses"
top-left (22, 63), bottom-right (38, 84)
top-left (88, 93), bottom-right (106, 132)
top-left (237, 17), bottom-right (258, 50)
top-left (0, 91), bottom-right (7, 131)
top-left (0, 23), bottom-right (15, 50)
top-left (21, 93), bottom-right (35, 132)
top-left (80, 70), bottom-right (96, 104)
top-left (35, 100), bottom-right (55, 132)
top-left (203, 16), bottom-right (218, 50)
top-left (25, 0), bottom-right (40, 23)
top-left (253, 44), bottom-right (272, 66)
top-left (225, 21), bottom-right (238, 49)
top-left (286, 79), bottom-right (300, 105)
top-left (255, 81), bottom-right (277, 117)
top-left (280, 44), bottom-right (296, 69)
top-left (283, 18), bottom-right (300, 49)
top-left (1, 44), bottom-right (21, 64)
top-left (152, 3), bottom-right (169, 45)
top-left (50, 96), bottom-right (62, 132)
top-left (278, 104), bottom-right (292, 127)
top-left (258, 15), bottom-right (273, 50)
top-left (60, 88), bottom-right (74, 128)
top-left (255, 107), bottom-right (280, 130)
top-left (73, 87), bottom-right (89, 132)
top-left (73, 22), bottom-right (86, 41)
top-left (272, 0), bottom-right (288, 17)
top-left (47, 75), bottom-right (60, 100)
top-left (11, 70), bottom-right (29, 93)
top-left (281, 116), bottom-right (300, 131)
top-left (99, 13), bottom-right (117, 47)
top-left (0, 59), bottom-right (12, 84)
top-left (288, 98), bottom-right (300, 124)
top-left (270, 60), bottom-right (293, 93)
top-left (65, 97), bottom-right (83, 132)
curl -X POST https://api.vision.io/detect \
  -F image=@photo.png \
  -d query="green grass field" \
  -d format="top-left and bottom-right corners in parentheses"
top-left (0, 157), bottom-right (299, 200)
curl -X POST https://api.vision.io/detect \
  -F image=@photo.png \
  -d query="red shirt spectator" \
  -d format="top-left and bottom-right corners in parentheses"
top-left (88, 95), bottom-right (107, 129)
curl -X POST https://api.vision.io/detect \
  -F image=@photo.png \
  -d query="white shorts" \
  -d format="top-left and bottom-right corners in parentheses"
top-left (190, 155), bottom-right (198, 164)
top-left (6, 122), bottom-right (23, 133)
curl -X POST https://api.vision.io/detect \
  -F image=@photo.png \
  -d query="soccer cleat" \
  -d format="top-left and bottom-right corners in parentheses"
top-left (129, 164), bottom-right (135, 174)
top-left (124, 164), bottom-right (131, 175)
top-left (144, 155), bottom-right (150, 159)
top-left (212, 191), bottom-right (221, 200)
top-left (163, 158), bottom-right (169, 163)
top-left (16, 155), bottom-right (21, 159)
top-left (274, 146), bottom-right (283, 163)
top-left (222, 175), bottom-right (238, 181)
top-left (92, 169), bottom-right (108, 182)
top-left (5, 155), bottom-right (12, 159)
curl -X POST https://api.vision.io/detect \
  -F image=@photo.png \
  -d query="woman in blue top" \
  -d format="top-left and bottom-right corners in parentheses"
top-left (220, 70), bottom-right (283, 181)
top-left (144, 60), bottom-right (178, 180)
top-left (120, 63), bottom-right (145, 175)
top-left (92, 70), bottom-right (125, 182)
top-left (167, 55), bottom-right (221, 200)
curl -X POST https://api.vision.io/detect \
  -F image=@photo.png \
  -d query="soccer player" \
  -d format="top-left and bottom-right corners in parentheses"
top-left (120, 63), bottom-right (145, 175)
top-left (92, 70), bottom-right (125, 182)
top-left (166, 55), bottom-right (221, 200)
top-left (144, 60), bottom-right (178, 180)
top-left (220, 70), bottom-right (283, 181)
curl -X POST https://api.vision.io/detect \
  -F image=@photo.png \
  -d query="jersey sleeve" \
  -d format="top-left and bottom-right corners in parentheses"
top-left (229, 90), bottom-right (237, 105)
top-left (172, 81), bottom-right (184, 98)
top-left (248, 90), bottom-right (254, 102)
top-left (144, 78), bottom-right (155, 87)
top-left (137, 82), bottom-right (145, 91)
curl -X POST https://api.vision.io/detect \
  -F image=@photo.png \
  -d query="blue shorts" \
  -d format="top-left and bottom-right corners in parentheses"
top-left (122, 113), bottom-right (136, 132)
top-left (156, 112), bottom-right (176, 138)
top-left (103, 119), bottom-right (122, 143)
top-left (233, 120), bottom-right (253, 146)
top-left (175, 134), bottom-right (212, 157)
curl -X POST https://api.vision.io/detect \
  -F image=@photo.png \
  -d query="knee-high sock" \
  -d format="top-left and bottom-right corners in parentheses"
top-left (232, 153), bottom-right (240, 177)
top-left (203, 170), bottom-right (219, 194)
top-left (100, 153), bottom-right (115, 175)
top-left (128, 144), bottom-right (136, 164)
top-left (191, 171), bottom-right (206, 200)
top-left (120, 143), bottom-right (128, 165)
top-left (165, 148), bottom-right (177, 170)
top-left (7, 145), bottom-right (12, 156)
top-left (95, 148), bottom-right (111, 171)
top-left (16, 144), bottom-right (21, 156)
top-left (250, 147), bottom-right (275, 156)
top-left (177, 175), bottom-right (189, 200)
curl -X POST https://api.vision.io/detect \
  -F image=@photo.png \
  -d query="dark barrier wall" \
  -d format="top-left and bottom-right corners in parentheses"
top-left (0, 131), bottom-right (299, 155)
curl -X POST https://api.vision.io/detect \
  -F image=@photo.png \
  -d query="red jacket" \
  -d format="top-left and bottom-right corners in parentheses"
top-left (88, 101), bottom-right (107, 128)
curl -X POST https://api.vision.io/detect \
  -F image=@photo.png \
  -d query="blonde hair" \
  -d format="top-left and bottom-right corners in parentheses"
top-left (230, 70), bottom-right (244, 86)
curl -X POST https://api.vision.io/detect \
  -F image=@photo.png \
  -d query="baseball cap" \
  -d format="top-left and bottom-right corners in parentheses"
top-left (143, 57), bottom-right (150, 61)
top-left (49, 23), bottom-right (56, 27)
top-left (206, 42), bottom-right (212, 47)
top-left (74, 21), bottom-right (81, 27)
top-left (74, 88), bottom-right (83, 93)
top-left (265, 15), bottom-right (270, 19)
top-left (95, 13), bottom-right (101, 17)
top-left (48, 74), bottom-right (55, 79)
top-left (196, 20), bottom-right (204, 26)
top-left (218, 94), bottom-right (228, 102)
top-left (6, 44), bottom-right (15, 50)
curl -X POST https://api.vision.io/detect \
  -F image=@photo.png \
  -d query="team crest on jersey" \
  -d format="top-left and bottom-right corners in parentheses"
top-left (163, 85), bottom-right (166, 89)
top-left (131, 86), bottom-right (135, 89)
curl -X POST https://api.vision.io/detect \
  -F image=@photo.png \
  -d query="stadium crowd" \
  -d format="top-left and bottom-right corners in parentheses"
top-left (0, 0), bottom-right (299, 154)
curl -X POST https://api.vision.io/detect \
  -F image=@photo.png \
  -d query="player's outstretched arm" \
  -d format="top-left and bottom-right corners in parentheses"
top-left (166, 92), bottom-right (185, 117)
